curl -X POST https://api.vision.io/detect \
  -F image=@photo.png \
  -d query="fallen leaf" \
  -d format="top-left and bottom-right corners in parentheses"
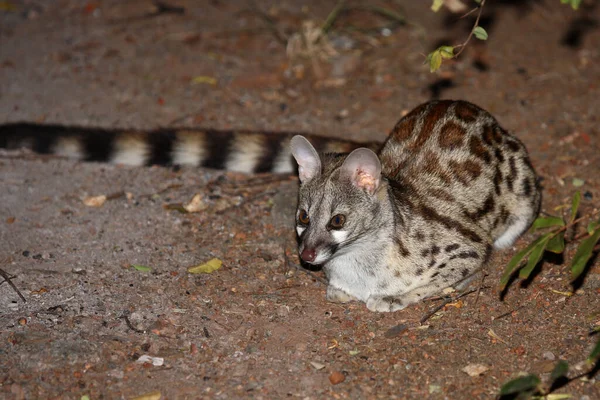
top-left (132, 264), bottom-right (152, 272)
top-left (83, 195), bottom-right (107, 207)
top-left (462, 363), bottom-right (489, 376)
top-left (310, 361), bottom-right (325, 370)
top-left (488, 329), bottom-right (508, 345)
top-left (136, 355), bottom-right (164, 366)
top-left (187, 258), bottom-right (223, 274)
top-left (183, 194), bottom-right (208, 213)
top-left (191, 76), bottom-right (217, 85)
top-left (130, 391), bottom-right (162, 400)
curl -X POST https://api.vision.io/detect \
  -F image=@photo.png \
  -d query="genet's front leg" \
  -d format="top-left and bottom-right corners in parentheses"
top-left (326, 286), bottom-right (358, 303)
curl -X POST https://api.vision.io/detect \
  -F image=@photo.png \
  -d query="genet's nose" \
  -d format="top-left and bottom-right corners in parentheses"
top-left (300, 248), bottom-right (316, 263)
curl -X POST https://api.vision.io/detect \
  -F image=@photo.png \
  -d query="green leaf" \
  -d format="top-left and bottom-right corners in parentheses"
top-left (571, 228), bottom-right (600, 280)
top-left (473, 26), bottom-right (488, 41)
top-left (546, 394), bottom-right (573, 400)
top-left (427, 50), bottom-right (442, 73)
top-left (570, 191), bottom-right (581, 223)
top-left (588, 338), bottom-right (600, 363)
top-left (500, 234), bottom-right (552, 289)
top-left (132, 264), bottom-right (152, 272)
top-left (439, 46), bottom-right (454, 59)
top-left (570, 0), bottom-right (582, 10)
top-left (546, 231), bottom-right (565, 254)
top-left (531, 216), bottom-right (565, 232)
top-left (519, 233), bottom-right (551, 279)
top-left (550, 360), bottom-right (569, 381)
top-left (499, 374), bottom-right (541, 395)
top-left (431, 0), bottom-right (444, 12)
top-left (587, 220), bottom-right (600, 235)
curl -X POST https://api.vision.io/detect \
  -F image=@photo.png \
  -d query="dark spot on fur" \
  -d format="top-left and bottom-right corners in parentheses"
top-left (523, 178), bottom-right (532, 197)
top-left (431, 245), bottom-right (441, 256)
top-left (390, 116), bottom-right (417, 141)
top-left (484, 243), bottom-right (493, 263)
top-left (428, 259), bottom-right (436, 268)
top-left (378, 281), bottom-right (389, 290)
top-left (439, 122), bottom-right (467, 149)
top-left (438, 263), bottom-right (447, 269)
top-left (415, 231), bottom-right (425, 241)
top-left (461, 268), bottom-right (470, 278)
top-left (382, 296), bottom-right (402, 306)
top-left (409, 101), bottom-right (452, 151)
top-left (469, 135), bottom-right (491, 163)
top-left (451, 251), bottom-right (480, 260)
top-left (415, 268), bottom-right (424, 276)
top-left (394, 270), bottom-right (401, 277)
top-left (445, 244), bottom-right (460, 252)
top-left (454, 102), bottom-right (479, 123)
top-left (494, 148), bottom-right (505, 163)
top-left (395, 237), bottom-right (411, 257)
top-left (449, 160), bottom-right (482, 185)
top-left (464, 192), bottom-right (495, 221)
top-left (505, 138), bottom-right (521, 152)
top-left (431, 271), bottom-right (440, 278)
top-left (493, 166), bottom-right (503, 195)
top-left (421, 248), bottom-right (430, 257)
top-left (482, 124), bottom-right (496, 146)
top-left (428, 188), bottom-right (455, 202)
top-left (423, 151), bottom-right (453, 184)
top-left (419, 205), bottom-right (483, 243)
top-left (493, 125), bottom-right (505, 143)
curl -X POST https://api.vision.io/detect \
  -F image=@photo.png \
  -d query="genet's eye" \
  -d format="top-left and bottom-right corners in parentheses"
top-left (298, 209), bottom-right (310, 225)
top-left (329, 214), bottom-right (346, 229)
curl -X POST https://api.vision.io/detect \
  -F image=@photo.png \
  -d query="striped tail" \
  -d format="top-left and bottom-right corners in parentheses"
top-left (0, 123), bottom-right (380, 174)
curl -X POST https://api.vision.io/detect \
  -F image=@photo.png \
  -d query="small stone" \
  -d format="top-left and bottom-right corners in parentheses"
top-left (22, 250), bottom-right (30, 257)
top-left (18, 317), bottom-right (27, 326)
top-left (584, 191), bottom-right (593, 200)
top-left (328, 371), bottom-right (345, 385)
top-left (542, 351), bottom-right (556, 361)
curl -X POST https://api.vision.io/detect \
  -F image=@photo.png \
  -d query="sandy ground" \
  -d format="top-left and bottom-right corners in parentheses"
top-left (1, 0), bottom-right (599, 398)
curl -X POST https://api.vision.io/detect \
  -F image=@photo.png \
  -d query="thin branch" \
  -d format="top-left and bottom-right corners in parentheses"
top-left (453, 0), bottom-right (486, 58)
top-left (0, 268), bottom-right (26, 303)
top-left (420, 288), bottom-right (481, 325)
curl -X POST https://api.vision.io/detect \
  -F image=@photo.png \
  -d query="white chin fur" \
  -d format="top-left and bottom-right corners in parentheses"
top-left (296, 226), bottom-right (305, 236)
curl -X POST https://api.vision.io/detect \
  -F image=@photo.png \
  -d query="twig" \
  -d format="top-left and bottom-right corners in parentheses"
top-left (0, 268), bottom-right (26, 303)
top-left (283, 250), bottom-right (328, 285)
top-left (493, 305), bottom-right (525, 321)
top-left (121, 315), bottom-right (145, 333)
top-left (453, 0), bottom-right (486, 58)
top-left (321, 0), bottom-right (347, 34)
top-left (474, 272), bottom-right (488, 306)
top-left (420, 288), bottom-right (480, 325)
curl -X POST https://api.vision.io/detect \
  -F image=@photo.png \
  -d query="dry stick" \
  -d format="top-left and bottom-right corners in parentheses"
top-left (420, 288), bottom-right (481, 325)
top-left (453, 0), bottom-right (486, 59)
top-left (0, 268), bottom-right (26, 303)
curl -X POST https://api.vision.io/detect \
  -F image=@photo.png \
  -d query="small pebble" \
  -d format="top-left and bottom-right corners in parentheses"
top-left (583, 191), bottom-right (593, 200)
top-left (328, 371), bottom-right (345, 385)
top-left (18, 317), bottom-right (27, 326)
top-left (384, 324), bottom-right (408, 339)
top-left (542, 351), bottom-right (556, 361)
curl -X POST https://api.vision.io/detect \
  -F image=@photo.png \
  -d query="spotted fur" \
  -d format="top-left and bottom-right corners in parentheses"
top-left (291, 100), bottom-right (541, 312)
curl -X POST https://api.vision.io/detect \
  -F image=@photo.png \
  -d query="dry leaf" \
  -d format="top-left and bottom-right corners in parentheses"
top-left (130, 391), bottom-right (161, 400)
top-left (183, 194), bottom-right (208, 213)
top-left (83, 195), bottom-right (107, 207)
top-left (462, 363), bottom-right (489, 376)
top-left (187, 258), bottom-right (223, 274)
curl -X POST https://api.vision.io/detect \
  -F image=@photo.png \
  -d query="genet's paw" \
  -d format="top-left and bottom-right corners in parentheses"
top-left (366, 295), bottom-right (407, 312)
top-left (326, 286), bottom-right (358, 303)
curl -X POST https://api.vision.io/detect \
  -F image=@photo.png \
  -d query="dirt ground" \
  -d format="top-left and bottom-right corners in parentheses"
top-left (1, 0), bottom-right (599, 399)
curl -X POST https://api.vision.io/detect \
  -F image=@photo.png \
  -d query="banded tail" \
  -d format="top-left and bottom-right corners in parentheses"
top-left (0, 123), bottom-right (380, 174)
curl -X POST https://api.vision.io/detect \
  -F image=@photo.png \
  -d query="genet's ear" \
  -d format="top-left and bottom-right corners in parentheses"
top-left (290, 135), bottom-right (321, 183)
top-left (340, 148), bottom-right (382, 194)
